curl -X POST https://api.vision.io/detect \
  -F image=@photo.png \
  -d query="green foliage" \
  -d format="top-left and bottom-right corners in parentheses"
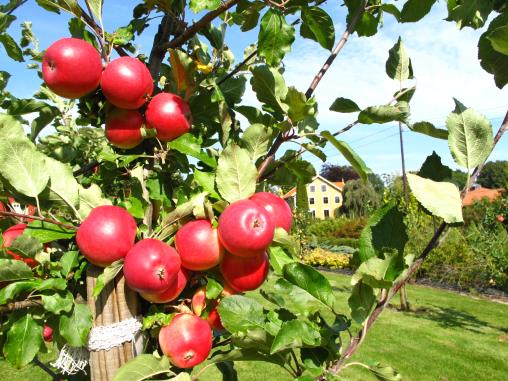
top-left (342, 179), bottom-right (382, 218)
top-left (477, 160), bottom-right (508, 189)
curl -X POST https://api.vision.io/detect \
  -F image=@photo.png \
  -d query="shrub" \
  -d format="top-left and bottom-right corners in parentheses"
top-left (303, 248), bottom-right (351, 269)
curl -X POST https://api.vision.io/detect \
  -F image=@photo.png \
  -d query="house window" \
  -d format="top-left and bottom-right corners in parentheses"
top-left (324, 209), bottom-right (330, 218)
top-left (310, 210), bottom-right (316, 218)
top-left (309, 197), bottom-right (315, 205)
top-left (321, 185), bottom-right (326, 192)
top-left (323, 197), bottom-right (329, 204)
top-left (310, 185), bottom-right (315, 192)
top-left (335, 196), bottom-right (340, 203)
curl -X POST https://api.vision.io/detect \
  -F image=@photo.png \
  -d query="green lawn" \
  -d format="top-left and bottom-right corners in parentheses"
top-left (1, 272), bottom-right (507, 380)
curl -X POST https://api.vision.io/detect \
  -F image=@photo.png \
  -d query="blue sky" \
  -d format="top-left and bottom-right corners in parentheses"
top-left (2, 1), bottom-right (507, 176)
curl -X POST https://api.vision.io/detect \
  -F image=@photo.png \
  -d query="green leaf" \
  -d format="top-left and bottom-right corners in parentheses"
top-left (171, 373), bottom-right (192, 381)
top-left (258, 9), bottom-right (295, 66)
top-left (220, 75), bottom-right (247, 106)
top-left (93, 260), bottom-right (124, 297)
top-left (270, 320), bottom-right (321, 354)
top-left (35, 0), bottom-right (82, 17)
top-left (86, 0), bottom-right (103, 27)
top-left (250, 65), bottom-right (288, 115)
top-left (409, 121), bottom-right (448, 140)
top-left (354, 12), bottom-right (380, 37)
top-left (60, 251), bottom-right (79, 277)
top-left (10, 233), bottom-right (43, 259)
top-left (26, 220), bottom-right (75, 243)
top-left (112, 354), bottom-right (172, 381)
top-left (479, 13), bottom-right (508, 89)
top-left (300, 7), bottom-right (335, 50)
top-left (111, 25), bottom-right (134, 45)
top-left (261, 278), bottom-right (322, 316)
top-left (296, 179), bottom-right (310, 212)
top-left (242, 124), bottom-right (273, 161)
top-left (206, 278), bottom-right (223, 300)
top-left (272, 227), bottom-right (298, 257)
top-left (283, 262), bottom-right (335, 309)
top-left (0, 259), bottom-right (33, 282)
top-left (217, 295), bottom-right (266, 333)
top-left (351, 256), bottom-right (395, 289)
top-left (168, 133), bottom-right (217, 168)
top-left (194, 169), bottom-right (220, 199)
top-left (0, 12), bottom-right (15, 32)
top-left (0, 33), bottom-right (24, 62)
top-left (348, 281), bottom-right (376, 323)
top-left (487, 25), bottom-right (508, 55)
top-left (386, 37), bottom-right (413, 81)
top-left (59, 303), bottom-right (93, 347)
top-left (189, 0), bottom-right (220, 13)
top-left (320, 131), bottom-right (371, 181)
top-left (446, 0), bottom-right (493, 29)
top-left (41, 290), bottom-right (74, 314)
top-left (393, 86), bottom-right (416, 103)
top-left (358, 102), bottom-right (410, 124)
top-left (407, 174), bottom-right (463, 224)
top-left (417, 151), bottom-right (452, 182)
top-left (268, 246), bottom-right (295, 276)
top-left (3, 314), bottom-right (42, 368)
top-left (446, 99), bottom-right (493, 171)
top-left (77, 184), bottom-right (112, 219)
top-left (283, 87), bottom-right (316, 122)
top-left (365, 361), bottom-right (402, 381)
top-left (215, 144), bottom-right (257, 203)
top-left (381, 4), bottom-right (401, 21)
top-left (43, 157), bottom-right (80, 208)
top-left (0, 280), bottom-right (39, 304)
top-left (0, 113), bottom-right (25, 138)
top-left (0, 138), bottom-right (49, 197)
top-left (400, 0), bottom-right (437, 23)
top-left (329, 97), bottom-right (361, 113)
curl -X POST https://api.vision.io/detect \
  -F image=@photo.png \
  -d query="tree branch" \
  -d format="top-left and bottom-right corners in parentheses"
top-left (0, 299), bottom-right (42, 314)
top-left (0, 211), bottom-right (77, 230)
top-left (321, 109), bottom-right (508, 378)
top-left (148, 14), bottom-right (174, 79)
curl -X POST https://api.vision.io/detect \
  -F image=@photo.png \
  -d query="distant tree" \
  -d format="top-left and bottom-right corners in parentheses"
top-left (342, 179), bottom-right (381, 217)
top-left (445, 169), bottom-right (468, 189)
top-left (368, 173), bottom-right (385, 194)
top-left (320, 164), bottom-right (359, 182)
top-left (478, 161), bottom-right (508, 189)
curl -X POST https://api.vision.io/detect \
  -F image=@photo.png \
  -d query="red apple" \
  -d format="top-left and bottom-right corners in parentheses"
top-left (218, 199), bottom-right (275, 257)
top-left (220, 252), bottom-right (269, 292)
top-left (175, 220), bottom-right (224, 271)
top-left (2, 224), bottom-right (38, 268)
top-left (105, 108), bottom-right (145, 149)
top-left (123, 238), bottom-right (181, 294)
top-left (250, 192), bottom-right (293, 232)
top-left (140, 269), bottom-right (189, 303)
top-left (76, 205), bottom-right (137, 267)
top-left (43, 325), bottom-right (53, 342)
top-left (100, 57), bottom-right (153, 109)
top-left (159, 313), bottom-right (212, 368)
top-left (207, 306), bottom-right (224, 330)
top-left (145, 92), bottom-right (192, 142)
top-left (42, 38), bottom-right (102, 99)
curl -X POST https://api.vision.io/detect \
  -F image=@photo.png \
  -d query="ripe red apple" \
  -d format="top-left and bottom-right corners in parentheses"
top-left (207, 306), bottom-right (224, 330)
top-left (250, 192), bottom-right (293, 232)
top-left (2, 224), bottom-right (38, 268)
top-left (76, 205), bottom-right (137, 267)
top-left (105, 108), bottom-right (145, 149)
top-left (43, 325), bottom-right (53, 342)
top-left (140, 269), bottom-right (189, 303)
top-left (100, 57), bottom-right (153, 109)
top-left (218, 199), bottom-right (275, 257)
top-left (145, 92), bottom-right (192, 142)
top-left (175, 220), bottom-right (224, 271)
top-left (42, 38), bottom-right (102, 99)
top-left (220, 252), bottom-right (269, 292)
top-left (159, 313), bottom-right (212, 368)
top-left (123, 238), bottom-right (181, 294)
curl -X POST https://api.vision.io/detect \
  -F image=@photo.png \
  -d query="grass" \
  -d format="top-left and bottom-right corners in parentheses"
top-left (1, 272), bottom-right (507, 380)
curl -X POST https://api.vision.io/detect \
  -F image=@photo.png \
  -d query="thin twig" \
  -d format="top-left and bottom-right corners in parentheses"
top-left (0, 211), bottom-right (77, 230)
top-left (0, 299), bottom-right (42, 314)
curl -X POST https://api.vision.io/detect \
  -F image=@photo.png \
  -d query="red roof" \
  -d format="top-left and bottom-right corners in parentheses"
top-left (462, 187), bottom-right (504, 206)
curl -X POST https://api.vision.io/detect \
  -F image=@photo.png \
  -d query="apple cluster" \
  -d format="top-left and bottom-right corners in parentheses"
top-left (42, 38), bottom-right (191, 148)
top-left (73, 192), bottom-right (292, 368)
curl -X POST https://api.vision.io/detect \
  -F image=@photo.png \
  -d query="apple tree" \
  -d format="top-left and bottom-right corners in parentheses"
top-left (0, 0), bottom-right (506, 380)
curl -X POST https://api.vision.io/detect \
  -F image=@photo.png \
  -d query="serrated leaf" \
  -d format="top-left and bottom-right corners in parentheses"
top-left (250, 65), bottom-right (288, 115)
top-left (300, 6), bottom-right (335, 50)
top-left (0, 33), bottom-right (24, 62)
top-left (400, 0), bottom-right (437, 23)
top-left (0, 138), bottom-right (49, 197)
top-left (10, 233), bottom-right (43, 259)
top-left (194, 169), bottom-right (220, 199)
top-left (283, 262), bottom-right (335, 309)
top-left (3, 314), bottom-right (42, 368)
top-left (189, 0), bottom-right (220, 13)
top-left (26, 220), bottom-right (75, 243)
top-left (351, 256), bottom-right (395, 289)
top-left (358, 102), bottom-right (410, 124)
top-left (0, 280), bottom-right (39, 304)
top-left (386, 37), bottom-right (413, 81)
top-left (261, 278), bottom-right (321, 316)
top-left (348, 281), bottom-right (376, 323)
top-left (407, 173), bottom-right (463, 223)
top-left (365, 361), bottom-right (402, 381)
top-left (283, 87), bottom-right (316, 122)
top-left (0, 259), bottom-right (33, 282)
top-left (446, 99), bottom-right (493, 170)
top-left (41, 290), bottom-right (74, 314)
top-left (479, 12), bottom-right (508, 89)
top-left (112, 354), bottom-right (172, 381)
top-left (219, 75), bottom-right (246, 106)
top-left (268, 246), bottom-right (295, 276)
top-left (242, 124), bottom-right (273, 161)
top-left (418, 151), bottom-right (452, 182)
top-left (0, 113), bottom-right (25, 138)
top-left (43, 157), bottom-right (79, 207)
top-left (272, 227), bottom-right (298, 257)
top-left (35, 0), bottom-right (82, 17)
top-left (410, 121), bottom-right (448, 140)
top-left (59, 303), bottom-right (93, 347)
top-left (60, 250), bottom-right (79, 277)
top-left (487, 25), bottom-right (508, 55)
top-left (321, 131), bottom-right (371, 181)
top-left (329, 97), bottom-right (360, 113)
top-left (168, 133), bottom-right (217, 168)
top-left (215, 144), bottom-right (257, 203)
top-left (270, 320), bottom-right (321, 354)
top-left (93, 259), bottom-right (124, 297)
top-left (77, 184), bottom-right (112, 219)
top-left (217, 295), bottom-right (266, 333)
top-left (446, 0), bottom-right (493, 29)
top-left (258, 9), bottom-right (295, 66)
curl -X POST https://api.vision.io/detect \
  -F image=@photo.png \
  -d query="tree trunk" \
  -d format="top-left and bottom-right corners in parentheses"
top-left (86, 266), bottom-right (140, 381)
top-left (399, 284), bottom-right (410, 311)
